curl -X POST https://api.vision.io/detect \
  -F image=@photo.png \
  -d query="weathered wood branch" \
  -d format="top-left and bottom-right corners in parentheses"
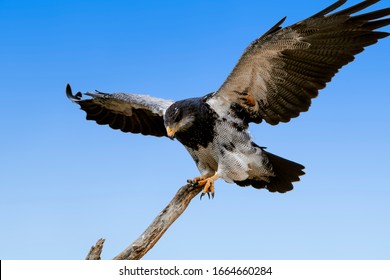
top-left (85, 238), bottom-right (105, 260)
top-left (85, 183), bottom-right (202, 260)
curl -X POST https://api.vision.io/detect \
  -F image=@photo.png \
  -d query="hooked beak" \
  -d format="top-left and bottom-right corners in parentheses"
top-left (166, 126), bottom-right (177, 140)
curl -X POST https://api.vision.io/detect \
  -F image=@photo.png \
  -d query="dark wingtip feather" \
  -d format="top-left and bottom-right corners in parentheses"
top-left (66, 83), bottom-right (82, 102)
top-left (309, 0), bottom-right (348, 19)
top-left (332, 0), bottom-right (381, 17)
top-left (363, 18), bottom-right (390, 30)
top-left (262, 16), bottom-right (287, 37)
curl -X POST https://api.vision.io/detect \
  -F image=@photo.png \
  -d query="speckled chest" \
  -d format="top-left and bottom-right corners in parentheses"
top-left (183, 115), bottom-right (252, 173)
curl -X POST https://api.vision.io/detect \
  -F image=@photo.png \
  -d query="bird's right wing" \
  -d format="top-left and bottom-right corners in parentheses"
top-left (208, 0), bottom-right (389, 125)
top-left (66, 84), bottom-right (174, 137)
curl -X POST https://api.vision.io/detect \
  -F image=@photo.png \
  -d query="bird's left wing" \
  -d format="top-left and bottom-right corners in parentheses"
top-left (208, 0), bottom-right (390, 125)
top-left (66, 84), bottom-right (173, 137)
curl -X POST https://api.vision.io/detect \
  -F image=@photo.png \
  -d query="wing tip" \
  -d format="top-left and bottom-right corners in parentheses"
top-left (308, 0), bottom-right (347, 19)
top-left (262, 16), bottom-right (287, 37)
top-left (66, 83), bottom-right (83, 102)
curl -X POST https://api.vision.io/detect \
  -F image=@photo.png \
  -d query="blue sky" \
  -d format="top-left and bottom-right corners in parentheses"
top-left (0, 0), bottom-right (389, 260)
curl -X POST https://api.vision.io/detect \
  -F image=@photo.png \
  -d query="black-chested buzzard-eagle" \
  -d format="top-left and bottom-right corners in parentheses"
top-left (67, 0), bottom-right (389, 198)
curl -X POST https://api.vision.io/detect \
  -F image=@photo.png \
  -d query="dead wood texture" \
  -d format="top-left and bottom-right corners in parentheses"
top-left (85, 183), bottom-right (202, 260)
top-left (85, 238), bottom-right (105, 260)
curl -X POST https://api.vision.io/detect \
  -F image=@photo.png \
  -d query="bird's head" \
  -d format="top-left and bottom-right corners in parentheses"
top-left (164, 99), bottom-right (197, 139)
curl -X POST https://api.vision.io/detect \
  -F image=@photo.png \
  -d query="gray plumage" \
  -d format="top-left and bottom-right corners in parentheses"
top-left (67, 0), bottom-right (389, 196)
top-left (66, 84), bottom-right (173, 137)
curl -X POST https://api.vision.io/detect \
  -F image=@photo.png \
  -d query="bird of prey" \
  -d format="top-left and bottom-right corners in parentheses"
top-left (67, 0), bottom-right (389, 199)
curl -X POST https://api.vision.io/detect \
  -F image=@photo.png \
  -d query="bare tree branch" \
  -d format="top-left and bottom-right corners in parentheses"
top-left (86, 238), bottom-right (105, 260)
top-left (113, 183), bottom-right (201, 260)
top-left (85, 183), bottom-right (202, 260)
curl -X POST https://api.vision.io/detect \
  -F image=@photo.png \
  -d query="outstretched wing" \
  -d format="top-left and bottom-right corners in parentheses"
top-left (208, 0), bottom-right (390, 125)
top-left (66, 84), bottom-right (173, 137)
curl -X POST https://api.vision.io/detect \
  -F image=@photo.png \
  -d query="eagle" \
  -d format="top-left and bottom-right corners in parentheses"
top-left (67, 0), bottom-right (389, 198)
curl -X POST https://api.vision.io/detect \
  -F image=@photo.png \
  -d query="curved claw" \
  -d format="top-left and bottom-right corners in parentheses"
top-left (199, 180), bottom-right (215, 200)
top-left (188, 173), bottom-right (219, 200)
top-left (200, 192), bottom-right (213, 200)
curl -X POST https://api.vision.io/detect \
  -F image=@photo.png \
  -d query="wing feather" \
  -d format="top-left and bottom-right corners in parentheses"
top-left (208, 0), bottom-right (390, 125)
top-left (66, 84), bottom-right (173, 137)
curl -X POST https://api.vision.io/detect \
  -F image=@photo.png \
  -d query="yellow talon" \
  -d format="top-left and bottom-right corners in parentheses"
top-left (187, 173), bottom-right (219, 199)
top-left (186, 175), bottom-right (206, 185)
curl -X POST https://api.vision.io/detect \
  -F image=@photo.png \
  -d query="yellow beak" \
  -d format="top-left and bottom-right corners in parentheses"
top-left (166, 126), bottom-right (177, 139)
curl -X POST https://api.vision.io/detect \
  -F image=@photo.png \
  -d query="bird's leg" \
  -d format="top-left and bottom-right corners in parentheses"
top-left (187, 173), bottom-right (219, 199)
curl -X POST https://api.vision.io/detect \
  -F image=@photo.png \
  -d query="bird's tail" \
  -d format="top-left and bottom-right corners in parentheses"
top-left (262, 151), bottom-right (305, 193)
top-left (235, 150), bottom-right (305, 193)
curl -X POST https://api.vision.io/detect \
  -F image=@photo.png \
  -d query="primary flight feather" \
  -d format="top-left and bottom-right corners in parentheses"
top-left (67, 0), bottom-right (389, 198)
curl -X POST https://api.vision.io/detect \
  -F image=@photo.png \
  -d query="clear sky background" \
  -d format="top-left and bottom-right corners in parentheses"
top-left (1, 0), bottom-right (389, 260)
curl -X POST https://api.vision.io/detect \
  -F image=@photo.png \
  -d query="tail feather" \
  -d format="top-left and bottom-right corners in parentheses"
top-left (235, 151), bottom-right (305, 193)
top-left (263, 151), bottom-right (305, 193)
